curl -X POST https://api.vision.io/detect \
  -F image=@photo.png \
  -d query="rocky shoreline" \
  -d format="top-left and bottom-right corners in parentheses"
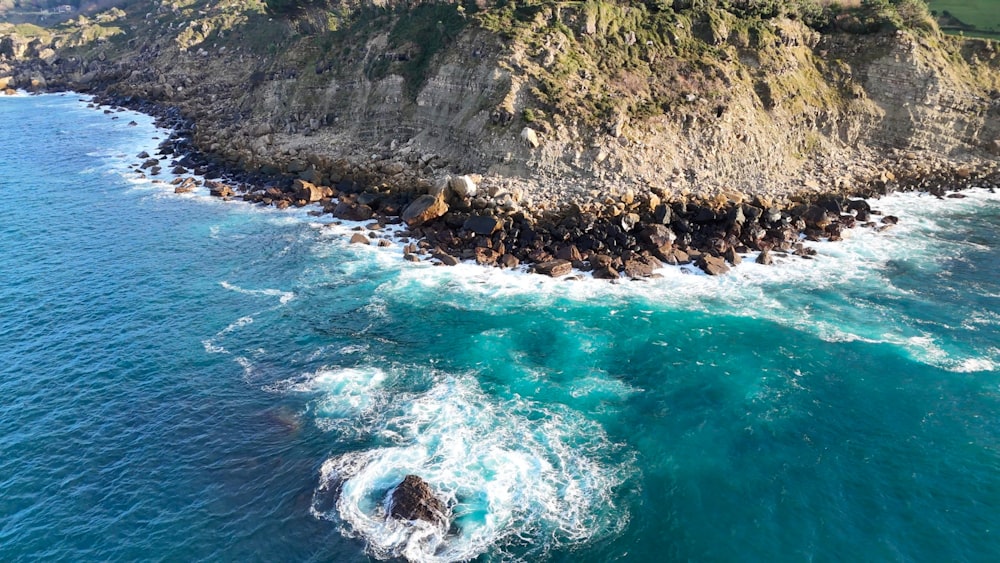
top-left (85, 91), bottom-right (999, 279)
top-left (5, 0), bottom-right (1000, 280)
top-left (72, 90), bottom-right (995, 279)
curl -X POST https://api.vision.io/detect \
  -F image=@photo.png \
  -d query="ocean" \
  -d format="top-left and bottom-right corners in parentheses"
top-left (1, 93), bottom-right (998, 562)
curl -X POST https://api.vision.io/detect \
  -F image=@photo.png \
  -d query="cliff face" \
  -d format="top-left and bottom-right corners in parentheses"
top-left (3, 1), bottom-right (999, 207)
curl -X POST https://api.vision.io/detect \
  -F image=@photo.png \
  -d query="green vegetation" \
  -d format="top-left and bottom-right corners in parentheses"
top-left (928, 0), bottom-right (1000, 39)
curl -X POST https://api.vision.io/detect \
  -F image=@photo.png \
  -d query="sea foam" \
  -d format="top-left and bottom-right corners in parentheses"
top-left (310, 374), bottom-right (633, 562)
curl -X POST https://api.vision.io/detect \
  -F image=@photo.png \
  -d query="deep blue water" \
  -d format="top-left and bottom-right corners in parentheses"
top-left (1, 93), bottom-right (998, 562)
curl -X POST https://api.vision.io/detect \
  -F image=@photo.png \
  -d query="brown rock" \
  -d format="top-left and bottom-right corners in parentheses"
top-left (723, 247), bottom-right (742, 266)
top-left (499, 253), bottom-right (520, 269)
top-left (697, 254), bottom-right (730, 276)
top-left (389, 475), bottom-right (448, 526)
top-left (433, 251), bottom-right (460, 266)
top-left (555, 244), bottom-right (583, 262)
top-left (801, 205), bottom-right (832, 229)
top-left (332, 202), bottom-right (375, 222)
top-left (592, 265), bottom-right (620, 280)
top-left (349, 234), bottom-right (370, 245)
top-left (207, 181), bottom-right (234, 198)
top-left (535, 259), bottom-right (573, 277)
top-left (294, 179), bottom-right (324, 203)
top-left (402, 194), bottom-right (449, 227)
top-left (756, 249), bottom-right (774, 265)
top-left (475, 247), bottom-right (501, 265)
top-left (623, 259), bottom-right (653, 279)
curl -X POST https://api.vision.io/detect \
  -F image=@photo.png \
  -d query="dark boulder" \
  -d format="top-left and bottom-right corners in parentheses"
top-left (333, 202), bottom-right (375, 222)
top-left (801, 205), bottom-right (832, 229)
top-left (756, 249), bottom-right (774, 265)
top-left (464, 214), bottom-right (502, 236)
top-left (388, 475), bottom-right (448, 526)
top-left (639, 224), bottom-right (676, 248)
top-left (555, 244), bottom-right (583, 262)
top-left (845, 199), bottom-right (870, 214)
top-left (653, 203), bottom-right (673, 225)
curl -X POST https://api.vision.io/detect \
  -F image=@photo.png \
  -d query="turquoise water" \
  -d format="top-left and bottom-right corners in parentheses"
top-left (1, 93), bottom-right (998, 562)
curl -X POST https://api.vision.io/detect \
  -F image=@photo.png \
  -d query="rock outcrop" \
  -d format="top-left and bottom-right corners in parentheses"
top-left (388, 475), bottom-right (448, 527)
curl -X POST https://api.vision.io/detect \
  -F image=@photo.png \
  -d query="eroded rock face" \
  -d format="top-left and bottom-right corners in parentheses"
top-left (388, 475), bottom-right (448, 527)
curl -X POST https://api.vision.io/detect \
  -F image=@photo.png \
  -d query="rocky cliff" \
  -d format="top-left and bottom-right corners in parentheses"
top-left (2, 1), bottom-right (1000, 276)
top-left (4, 2), bottom-right (999, 202)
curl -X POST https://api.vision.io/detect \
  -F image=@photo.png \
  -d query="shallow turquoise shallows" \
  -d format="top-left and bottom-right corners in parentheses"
top-left (1, 93), bottom-right (998, 562)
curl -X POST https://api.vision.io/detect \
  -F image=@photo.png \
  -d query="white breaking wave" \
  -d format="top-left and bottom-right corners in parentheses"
top-left (310, 375), bottom-right (633, 562)
top-left (220, 280), bottom-right (295, 304)
top-left (201, 315), bottom-right (254, 354)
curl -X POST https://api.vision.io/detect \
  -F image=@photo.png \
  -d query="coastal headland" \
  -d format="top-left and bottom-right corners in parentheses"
top-left (2, 0), bottom-right (999, 277)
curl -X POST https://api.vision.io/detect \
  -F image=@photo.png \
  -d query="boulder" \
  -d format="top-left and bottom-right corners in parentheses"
top-left (520, 127), bottom-right (540, 148)
top-left (801, 205), bottom-right (832, 229)
top-left (433, 251), bottom-right (460, 266)
top-left (140, 158), bottom-right (160, 169)
top-left (555, 244), bottom-right (583, 262)
top-left (624, 258), bottom-right (656, 279)
top-left (592, 265), bottom-right (620, 280)
top-left (474, 247), bottom-right (500, 265)
top-left (639, 224), bottom-right (676, 248)
top-left (173, 178), bottom-right (197, 194)
top-left (403, 194), bottom-right (449, 226)
top-left (697, 254), bottom-right (730, 276)
top-left (293, 179), bottom-right (324, 203)
top-left (464, 215), bottom-right (502, 236)
top-left (332, 202), bottom-right (375, 222)
top-left (449, 175), bottom-right (478, 199)
top-left (535, 259), bottom-right (572, 277)
top-left (653, 203), bottom-right (672, 225)
top-left (989, 139), bottom-right (1000, 156)
top-left (756, 249), bottom-right (774, 265)
top-left (207, 181), bottom-right (234, 198)
top-left (388, 475), bottom-right (448, 526)
top-left (723, 247), bottom-right (742, 266)
top-left (499, 253), bottom-right (520, 269)
top-left (349, 233), bottom-right (370, 245)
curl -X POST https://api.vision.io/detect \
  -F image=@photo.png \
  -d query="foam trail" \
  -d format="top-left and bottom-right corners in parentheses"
top-left (220, 281), bottom-right (295, 304)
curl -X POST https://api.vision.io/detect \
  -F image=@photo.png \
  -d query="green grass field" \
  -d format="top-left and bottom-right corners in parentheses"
top-left (928, 0), bottom-right (1000, 37)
